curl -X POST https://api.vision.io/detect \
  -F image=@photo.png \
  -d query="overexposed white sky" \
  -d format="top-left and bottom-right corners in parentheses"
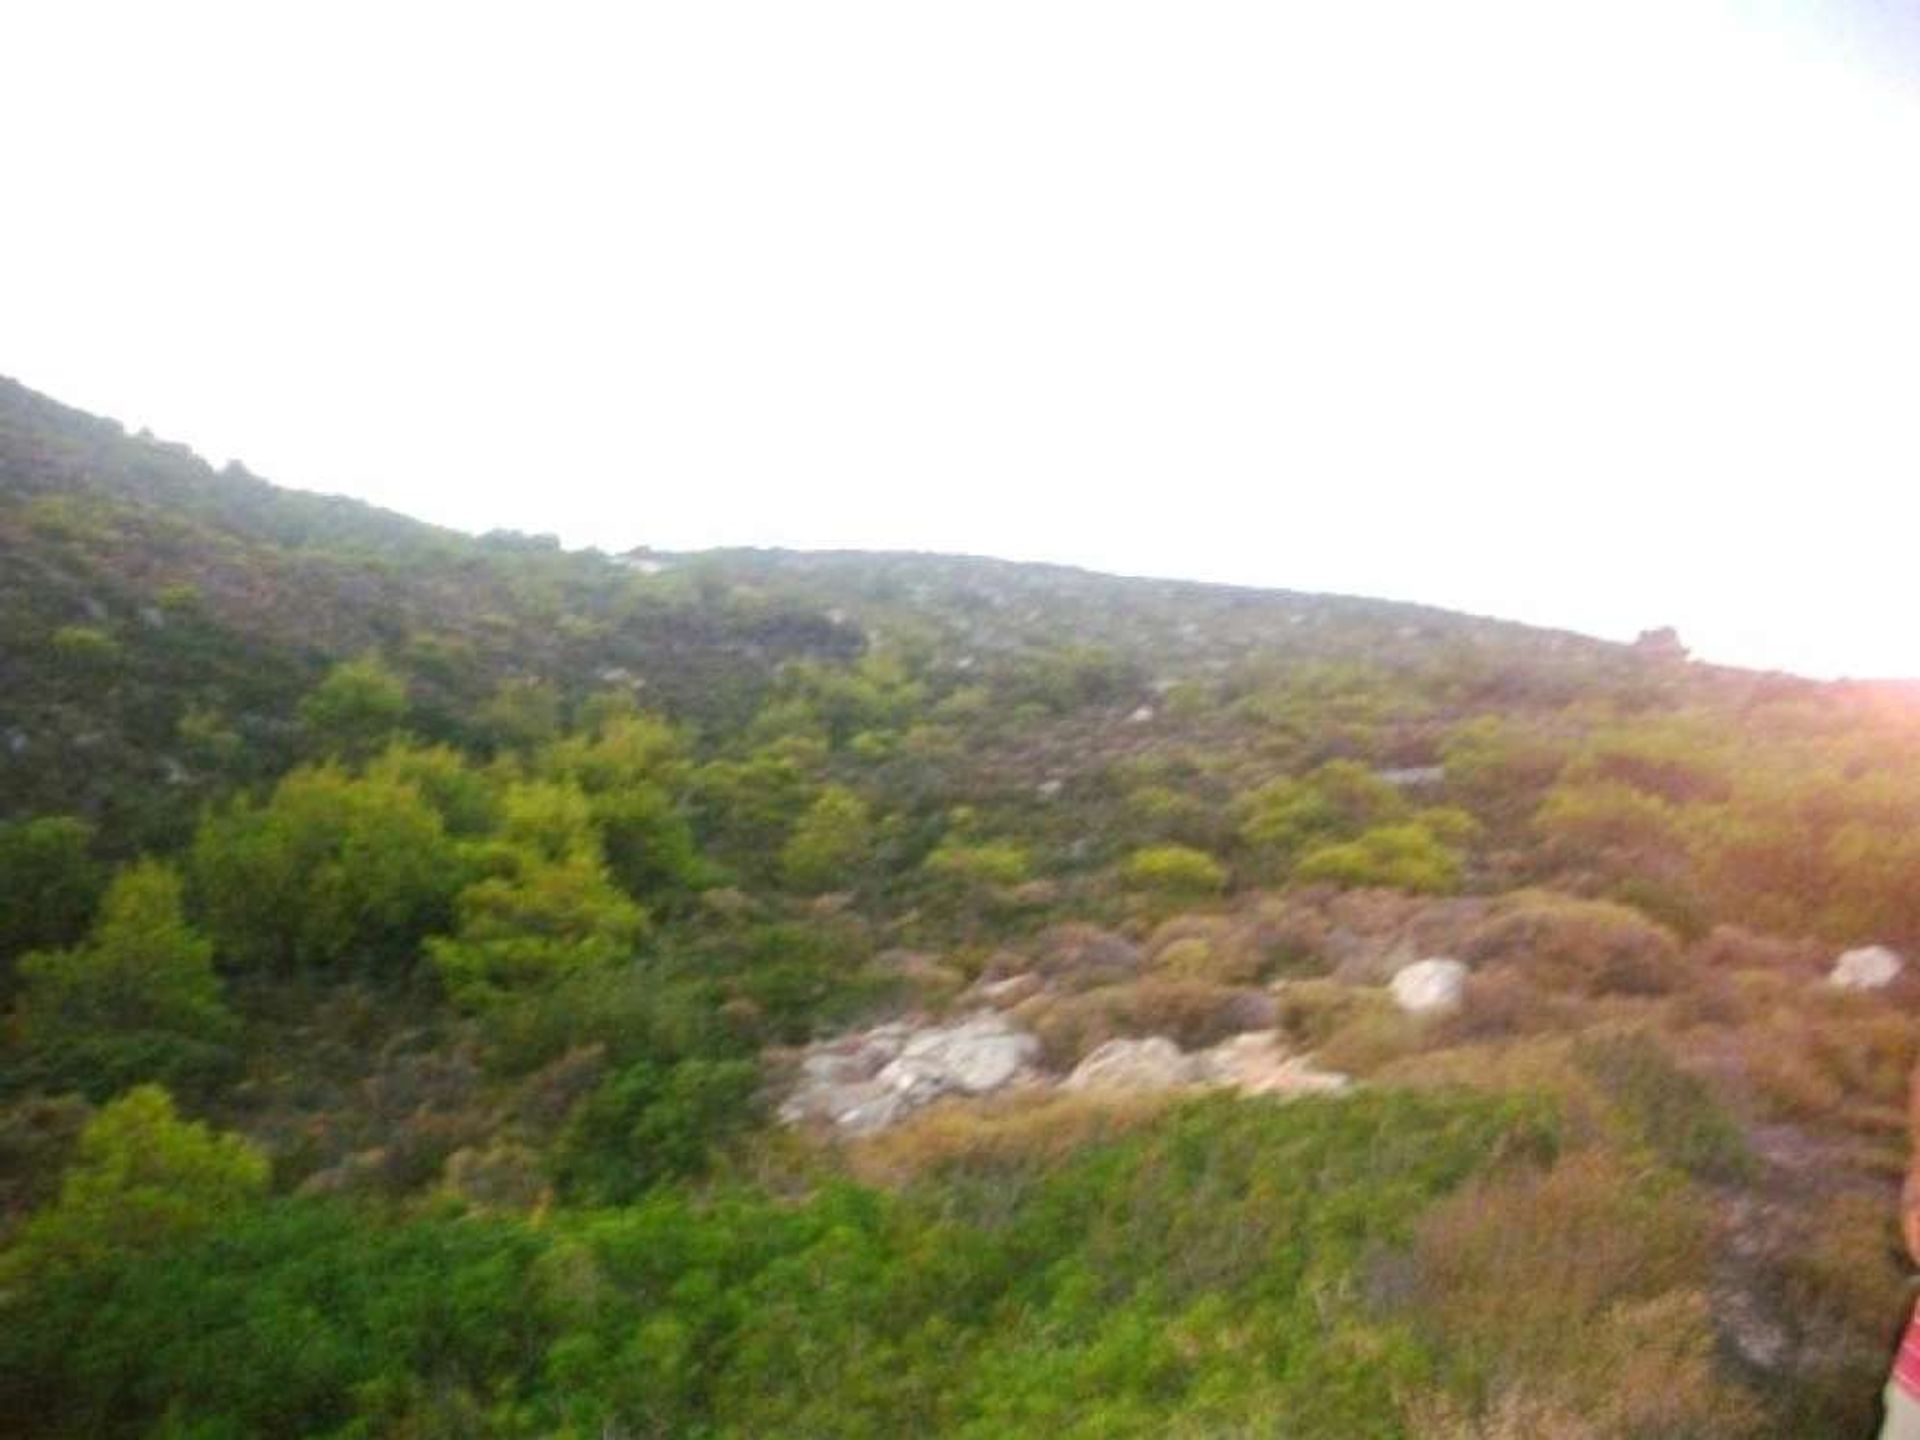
top-left (6, 1), bottom-right (1920, 678)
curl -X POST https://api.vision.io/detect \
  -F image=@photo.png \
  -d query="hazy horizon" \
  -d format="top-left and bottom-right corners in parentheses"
top-left (8, 0), bottom-right (1920, 680)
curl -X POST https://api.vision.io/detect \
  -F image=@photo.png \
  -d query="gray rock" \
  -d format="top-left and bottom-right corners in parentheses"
top-left (1064, 1037), bottom-right (1200, 1093)
top-left (778, 1077), bottom-right (911, 1136)
top-left (1829, 945), bottom-right (1904, 990)
top-left (782, 1013), bottom-right (1038, 1134)
top-left (1389, 958), bottom-right (1469, 1015)
top-left (1197, 1032), bottom-right (1352, 1096)
top-left (882, 1014), bottom-right (1039, 1096)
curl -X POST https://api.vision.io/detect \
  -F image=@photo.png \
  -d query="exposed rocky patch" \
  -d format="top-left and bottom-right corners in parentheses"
top-left (777, 1013), bottom-right (1043, 1135)
top-left (780, 1007), bottom-right (1349, 1135)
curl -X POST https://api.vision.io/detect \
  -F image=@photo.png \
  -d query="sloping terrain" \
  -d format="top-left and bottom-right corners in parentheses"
top-left (0, 377), bottom-right (859, 846)
top-left (2, 380), bottom-right (1919, 1437)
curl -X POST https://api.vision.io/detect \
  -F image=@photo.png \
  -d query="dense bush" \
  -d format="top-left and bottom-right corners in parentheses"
top-left (1, 1091), bottom-right (1559, 1439)
top-left (780, 784), bottom-right (874, 893)
top-left (1118, 843), bottom-right (1228, 898)
top-left (13, 861), bottom-right (235, 1099)
top-left (1462, 892), bottom-right (1684, 997)
top-left (0, 815), bottom-right (103, 982)
top-left (191, 764), bottom-right (466, 973)
top-left (549, 1056), bottom-right (761, 1203)
top-left (1294, 822), bottom-right (1462, 893)
top-left (299, 654), bottom-right (410, 758)
top-left (1571, 1032), bottom-right (1754, 1182)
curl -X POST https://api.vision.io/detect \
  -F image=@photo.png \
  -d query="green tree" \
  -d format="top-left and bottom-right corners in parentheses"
top-left (299, 655), bottom-right (409, 758)
top-left (481, 677), bottom-right (563, 751)
top-left (540, 716), bottom-right (708, 900)
top-left (495, 778), bottom-right (602, 862)
top-left (191, 764), bottom-right (464, 973)
top-left (365, 739), bottom-right (501, 836)
top-left (16, 862), bottom-right (233, 1096)
top-left (0, 816), bottom-right (103, 978)
top-left (688, 737), bottom-right (825, 876)
top-left (779, 785), bottom-right (874, 892)
top-left (428, 785), bottom-right (648, 1009)
top-left (1, 1085), bottom-right (268, 1281)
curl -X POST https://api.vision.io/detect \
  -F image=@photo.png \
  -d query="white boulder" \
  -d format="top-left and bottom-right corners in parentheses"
top-left (1829, 945), bottom-right (1905, 991)
top-left (1196, 1032), bottom-right (1352, 1097)
top-left (1389, 958), bottom-right (1469, 1015)
top-left (1064, 1037), bottom-right (1200, 1093)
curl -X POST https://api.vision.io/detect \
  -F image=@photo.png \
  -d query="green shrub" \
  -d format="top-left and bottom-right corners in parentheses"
top-left (1571, 1032), bottom-right (1754, 1182)
top-left (550, 1057), bottom-right (761, 1203)
top-left (15, 861), bottom-right (235, 1099)
top-left (1294, 822), bottom-right (1461, 893)
top-left (192, 763), bottom-right (466, 973)
top-left (0, 816), bottom-right (103, 972)
top-left (2, 1085), bottom-right (267, 1282)
top-left (780, 785), bottom-right (874, 892)
top-left (1119, 844), bottom-right (1228, 897)
top-left (924, 838), bottom-right (1032, 888)
top-left (299, 654), bottom-right (410, 758)
top-left (1237, 760), bottom-right (1404, 862)
top-left (48, 624), bottom-right (121, 673)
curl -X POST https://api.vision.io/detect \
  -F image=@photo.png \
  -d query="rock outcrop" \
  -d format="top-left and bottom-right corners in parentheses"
top-left (782, 1001), bottom-right (1352, 1135)
top-left (1196, 1031), bottom-right (1352, 1096)
top-left (1064, 1036), bottom-right (1198, 1093)
top-left (1389, 957), bottom-right (1468, 1015)
top-left (1828, 945), bottom-right (1904, 990)
top-left (779, 1013), bottom-right (1041, 1135)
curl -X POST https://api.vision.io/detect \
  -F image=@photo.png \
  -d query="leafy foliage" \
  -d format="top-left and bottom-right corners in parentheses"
top-left (13, 860), bottom-right (234, 1098)
top-left (780, 784), bottom-right (874, 892)
top-left (1, 1085), bottom-right (267, 1282)
top-left (299, 655), bottom-right (410, 759)
top-left (0, 815), bottom-right (103, 982)
top-left (191, 763), bottom-right (465, 973)
top-left (2, 1092), bottom-right (1562, 1439)
top-left (427, 795), bottom-right (648, 1010)
top-left (1119, 843), bottom-right (1228, 897)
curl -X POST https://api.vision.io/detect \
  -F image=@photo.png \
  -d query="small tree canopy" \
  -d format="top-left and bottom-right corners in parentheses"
top-left (300, 655), bottom-right (410, 759)
top-left (17, 859), bottom-right (229, 1045)
top-left (2, 1085), bottom-right (268, 1280)
top-left (779, 785), bottom-right (873, 893)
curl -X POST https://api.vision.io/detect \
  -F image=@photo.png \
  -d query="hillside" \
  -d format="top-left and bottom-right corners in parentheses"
top-left (4, 380), bottom-right (1920, 1437)
top-left (0, 377), bottom-right (859, 847)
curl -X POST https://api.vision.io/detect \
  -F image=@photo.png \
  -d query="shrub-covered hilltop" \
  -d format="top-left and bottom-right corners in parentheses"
top-left (5, 375), bottom-right (1920, 1437)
